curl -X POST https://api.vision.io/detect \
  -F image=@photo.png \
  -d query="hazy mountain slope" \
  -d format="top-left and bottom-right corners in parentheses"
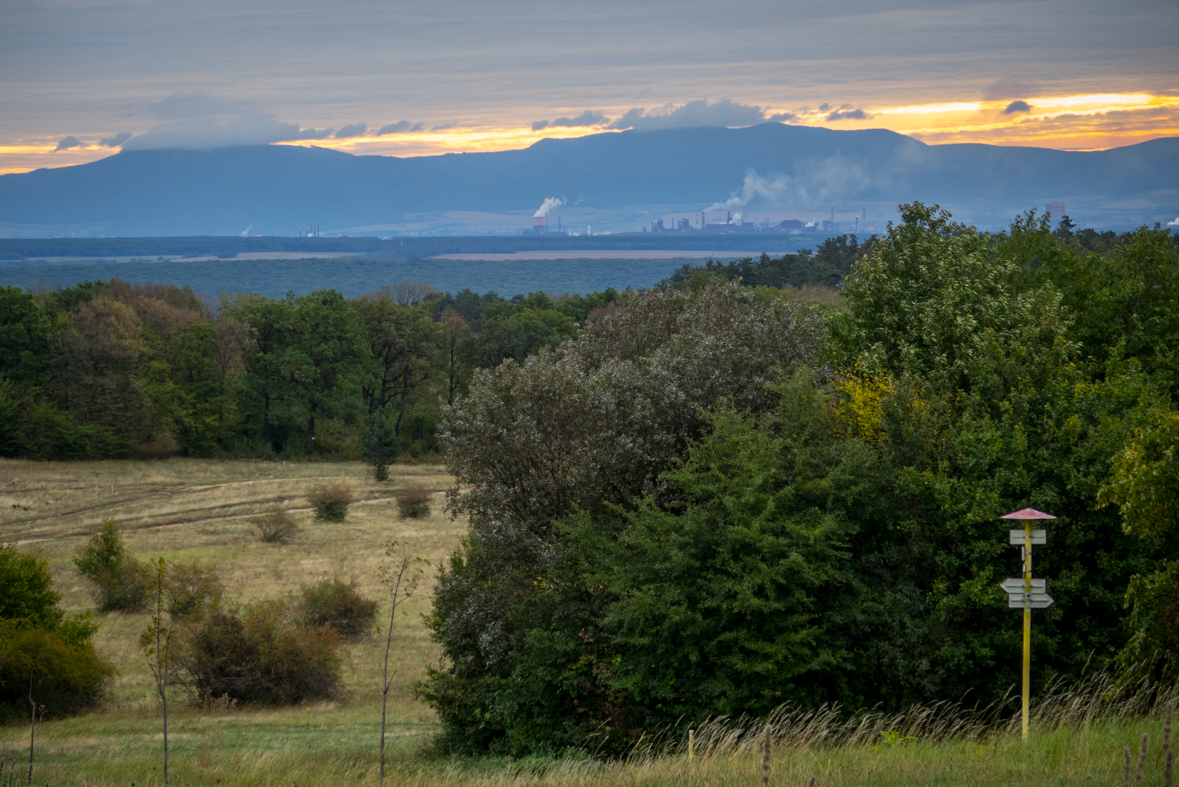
top-left (1, 125), bottom-right (1175, 236)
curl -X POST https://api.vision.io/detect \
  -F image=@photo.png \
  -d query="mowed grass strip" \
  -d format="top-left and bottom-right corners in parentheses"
top-left (0, 459), bottom-right (1173, 786)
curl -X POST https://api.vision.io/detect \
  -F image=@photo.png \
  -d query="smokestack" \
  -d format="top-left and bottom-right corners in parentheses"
top-left (533, 217), bottom-right (545, 233)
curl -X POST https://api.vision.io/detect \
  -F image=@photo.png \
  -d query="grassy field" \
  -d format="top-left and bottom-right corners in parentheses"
top-left (1, 458), bottom-right (1174, 786)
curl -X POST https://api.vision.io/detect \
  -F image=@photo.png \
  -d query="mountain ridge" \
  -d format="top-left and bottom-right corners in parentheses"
top-left (1, 124), bottom-right (1176, 236)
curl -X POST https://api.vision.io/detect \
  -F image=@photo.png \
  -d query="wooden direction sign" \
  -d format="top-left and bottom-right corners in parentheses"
top-left (1000, 578), bottom-right (1046, 594)
top-left (1009, 529), bottom-right (1047, 545)
top-left (1007, 593), bottom-right (1054, 609)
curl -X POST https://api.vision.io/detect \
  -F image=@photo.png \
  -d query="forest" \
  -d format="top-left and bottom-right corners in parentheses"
top-left (2, 207), bottom-right (1178, 761)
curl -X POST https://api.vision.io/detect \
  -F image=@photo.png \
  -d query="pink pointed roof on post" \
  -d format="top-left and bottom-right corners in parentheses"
top-left (1000, 508), bottom-right (1056, 520)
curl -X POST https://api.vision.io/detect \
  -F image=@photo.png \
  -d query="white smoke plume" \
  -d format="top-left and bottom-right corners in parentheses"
top-left (708, 171), bottom-right (790, 211)
top-left (534, 197), bottom-right (564, 217)
top-left (708, 159), bottom-right (871, 211)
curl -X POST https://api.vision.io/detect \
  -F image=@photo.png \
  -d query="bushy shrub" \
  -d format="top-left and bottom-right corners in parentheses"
top-left (300, 578), bottom-right (378, 639)
top-left (0, 543), bottom-right (113, 722)
top-left (175, 599), bottom-right (342, 705)
top-left (73, 519), bottom-right (150, 612)
top-left (307, 484), bottom-right (354, 522)
top-left (251, 506), bottom-right (300, 544)
top-left (395, 487), bottom-right (431, 519)
top-left (166, 561), bottom-right (224, 619)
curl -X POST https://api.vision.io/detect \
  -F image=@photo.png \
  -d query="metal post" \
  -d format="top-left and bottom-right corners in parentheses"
top-left (1022, 524), bottom-right (1033, 741)
top-left (688, 728), bottom-right (694, 761)
top-left (1000, 508), bottom-right (1055, 743)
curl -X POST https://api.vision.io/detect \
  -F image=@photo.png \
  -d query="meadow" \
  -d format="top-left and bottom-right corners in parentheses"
top-left (0, 458), bottom-right (1174, 786)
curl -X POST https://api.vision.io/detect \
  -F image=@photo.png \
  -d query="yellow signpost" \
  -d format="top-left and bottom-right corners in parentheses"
top-left (999, 508), bottom-right (1055, 741)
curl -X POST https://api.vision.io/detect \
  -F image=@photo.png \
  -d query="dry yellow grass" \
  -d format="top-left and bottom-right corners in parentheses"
top-left (1, 458), bottom-right (460, 715)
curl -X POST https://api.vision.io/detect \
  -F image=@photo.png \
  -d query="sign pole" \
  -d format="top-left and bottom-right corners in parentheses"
top-left (1022, 524), bottom-right (1032, 741)
top-left (999, 508), bottom-right (1055, 743)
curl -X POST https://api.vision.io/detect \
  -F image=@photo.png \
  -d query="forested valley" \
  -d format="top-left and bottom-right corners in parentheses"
top-left (2, 207), bottom-right (1178, 761)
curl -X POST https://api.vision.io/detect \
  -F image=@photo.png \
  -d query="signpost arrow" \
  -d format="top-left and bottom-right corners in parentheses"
top-left (1007, 593), bottom-right (1054, 610)
top-left (1000, 578), bottom-right (1045, 594)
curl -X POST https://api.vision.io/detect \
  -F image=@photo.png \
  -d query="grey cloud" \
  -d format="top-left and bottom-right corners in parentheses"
top-left (149, 92), bottom-right (262, 121)
top-left (124, 90), bottom-right (334, 149)
top-left (608, 99), bottom-right (770, 131)
top-left (819, 103), bottom-right (831, 111)
top-left (124, 118), bottom-right (333, 150)
top-left (827, 108), bottom-right (870, 120)
top-left (984, 79), bottom-right (1038, 102)
top-left (431, 123), bottom-right (456, 132)
top-left (335, 122), bottom-right (367, 138)
top-left (99, 131), bottom-right (132, 147)
top-left (377, 121), bottom-right (423, 135)
top-left (54, 135), bottom-right (84, 151)
top-left (1004, 100), bottom-right (1032, 114)
top-left (768, 112), bottom-right (796, 122)
top-left (549, 110), bottom-right (608, 128)
top-left (531, 120), bottom-right (550, 131)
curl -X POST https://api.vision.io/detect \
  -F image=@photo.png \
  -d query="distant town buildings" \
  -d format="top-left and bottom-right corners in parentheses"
top-left (638, 209), bottom-right (869, 235)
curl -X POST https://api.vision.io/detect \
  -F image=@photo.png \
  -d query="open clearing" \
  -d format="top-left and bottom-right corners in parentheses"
top-left (0, 459), bottom-right (1173, 786)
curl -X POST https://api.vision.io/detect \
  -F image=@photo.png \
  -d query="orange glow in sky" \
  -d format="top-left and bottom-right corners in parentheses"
top-left (3, 92), bottom-right (1176, 175)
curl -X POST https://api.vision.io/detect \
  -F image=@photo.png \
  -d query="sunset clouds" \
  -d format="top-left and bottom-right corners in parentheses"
top-left (1, 0), bottom-right (1174, 173)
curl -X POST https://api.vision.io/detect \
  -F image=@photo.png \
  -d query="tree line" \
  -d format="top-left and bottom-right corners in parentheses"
top-left (0, 279), bottom-right (621, 461)
top-left (419, 207), bottom-right (1179, 755)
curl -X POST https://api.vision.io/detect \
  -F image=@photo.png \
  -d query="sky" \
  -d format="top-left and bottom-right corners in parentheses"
top-left (1, 0), bottom-right (1176, 175)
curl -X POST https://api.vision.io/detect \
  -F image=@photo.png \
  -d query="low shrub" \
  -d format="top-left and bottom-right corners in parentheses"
top-left (72, 519), bottom-right (150, 612)
top-left (166, 561), bottom-right (224, 619)
top-left (300, 578), bottom-right (378, 639)
top-left (308, 484), bottom-right (354, 522)
top-left (175, 599), bottom-right (342, 705)
top-left (396, 487), bottom-right (431, 519)
top-left (251, 506), bottom-right (300, 544)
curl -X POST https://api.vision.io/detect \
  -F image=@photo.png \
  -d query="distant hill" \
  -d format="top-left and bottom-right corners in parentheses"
top-left (1, 124), bottom-right (1176, 236)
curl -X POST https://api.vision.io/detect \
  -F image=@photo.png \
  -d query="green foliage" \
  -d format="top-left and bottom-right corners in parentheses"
top-left (495, 407), bottom-right (855, 754)
top-left (174, 599), bottom-right (343, 705)
top-left (0, 543), bottom-right (63, 630)
top-left (165, 561), bottom-right (225, 620)
top-left (660, 237), bottom-right (866, 291)
top-left (0, 285), bottom-right (54, 385)
top-left (0, 544), bottom-right (112, 722)
top-left (1117, 560), bottom-right (1179, 680)
top-left (0, 622), bottom-right (114, 723)
top-left (1100, 408), bottom-right (1179, 539)
top-left (73, 519), bottom-right (151, 612)
top-left (363, 409), bottom-right (400, 481)
top-left (833, 203), bottom-right (1065, 389)
top-left (423, 207), bottom-right (1179, 754)
top-left (300, 577), bottom-right (378, 639)
top-left (307, 484), bottom-right (354, 521)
